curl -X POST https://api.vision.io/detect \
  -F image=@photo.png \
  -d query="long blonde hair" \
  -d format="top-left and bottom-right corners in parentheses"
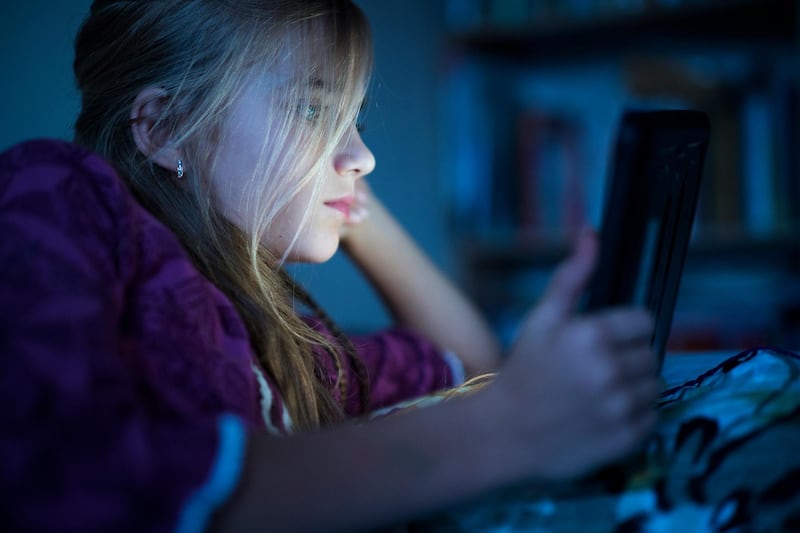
top-left (73, 0), bottom-right (374, 429)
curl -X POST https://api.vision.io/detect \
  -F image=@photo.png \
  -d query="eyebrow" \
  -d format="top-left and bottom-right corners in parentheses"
top-left (306, 76), bottom-right (358, 94)
top-left (305, 76), bottom-right (369, 110)
top-left (308, 77), bottom-right (328, 90)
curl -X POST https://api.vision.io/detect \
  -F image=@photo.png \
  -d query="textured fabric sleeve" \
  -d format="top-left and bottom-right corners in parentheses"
top-left (304, 317), bottom-right (457, 415)
top-left (349, 327), bottom-right (457, 412)
top-left (0, 140), bottom-right (250, 533)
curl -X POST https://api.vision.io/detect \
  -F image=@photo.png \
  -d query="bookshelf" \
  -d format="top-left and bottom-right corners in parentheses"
top-left (440, 0), bottom-right (800, 350)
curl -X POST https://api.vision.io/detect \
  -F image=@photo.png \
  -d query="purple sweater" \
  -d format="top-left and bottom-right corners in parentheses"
top-left (0, 139), bottom-right (456, 532)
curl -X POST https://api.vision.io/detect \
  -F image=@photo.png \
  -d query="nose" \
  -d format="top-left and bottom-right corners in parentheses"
top-left (333, 128), bottom-right (376, 179)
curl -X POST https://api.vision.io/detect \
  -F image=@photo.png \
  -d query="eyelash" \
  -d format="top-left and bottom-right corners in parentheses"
top-left (356, 102), bottom-right (367, 133)
top-left (296, 102), bottom-right (367, 133)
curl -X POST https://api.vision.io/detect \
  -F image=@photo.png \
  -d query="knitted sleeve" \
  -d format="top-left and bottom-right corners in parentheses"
top-left (305, 316), bottom-right (459, 416)
top-left (0, 139), bottom-right (259, 532)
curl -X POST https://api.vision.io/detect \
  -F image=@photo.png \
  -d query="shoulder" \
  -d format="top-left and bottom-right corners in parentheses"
top-left (0, 139), bottom-right (264, 425)
top-left (1, 138), bottom-right (184, 284)
top-left (1, 139), bottom-right (141, 286)
top-left (1, 139), bottom-right (135, 254)
top-left (1, 138), bottom-right (129, 212)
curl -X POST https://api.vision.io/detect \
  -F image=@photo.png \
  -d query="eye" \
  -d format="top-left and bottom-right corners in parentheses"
top-left (298, 102), bottom-right (322, 123)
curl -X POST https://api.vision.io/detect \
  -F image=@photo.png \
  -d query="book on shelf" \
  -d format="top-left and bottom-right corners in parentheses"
top-left (439, 55), bottom-right (496, 237)
top-left (701, 76), bottom-right (799, 238)
top-left (741, 88), bottom-right (777, 237)
top-left (515, 109), bottom-right (586, 240)
top-left (700, 89), bottom-right (743, 233)
top-left (771, 78), bottom-right (799, 230)
top-left (624, 56), bottom-right (798, 241)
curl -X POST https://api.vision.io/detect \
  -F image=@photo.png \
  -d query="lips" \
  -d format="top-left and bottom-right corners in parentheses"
top-left (324, 196), bottom-right (355, 218)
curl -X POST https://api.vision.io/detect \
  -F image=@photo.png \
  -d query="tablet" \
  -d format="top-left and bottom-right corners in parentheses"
top-left (580, 109), bottom-right (710, 368)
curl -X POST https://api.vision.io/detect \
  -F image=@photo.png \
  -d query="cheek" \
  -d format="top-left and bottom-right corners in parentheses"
top-left (270, 200), bottom-right (343, 263)
top-left (261, 191), bottom-right (315, 251)
top-left (208, 141), bottom-right (263, 230)
top-left (210, 175), bottom-right (247, 231)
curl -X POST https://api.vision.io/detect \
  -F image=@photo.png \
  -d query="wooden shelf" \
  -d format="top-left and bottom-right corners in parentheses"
top-left (450, 0), bottom-right (796, 63)
top-left (459, 233), bottom-right (800, 273)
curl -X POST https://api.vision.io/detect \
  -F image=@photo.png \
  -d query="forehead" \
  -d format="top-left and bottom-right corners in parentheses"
top-left (244, 55), bottom-right (343, 92)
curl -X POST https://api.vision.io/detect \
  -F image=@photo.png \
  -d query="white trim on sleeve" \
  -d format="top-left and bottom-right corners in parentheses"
top-left (442, 350), bottom-right (466, 386)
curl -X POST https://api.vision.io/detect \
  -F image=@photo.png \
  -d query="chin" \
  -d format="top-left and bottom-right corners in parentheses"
top-left (287, 239), bottom-right (340, 264)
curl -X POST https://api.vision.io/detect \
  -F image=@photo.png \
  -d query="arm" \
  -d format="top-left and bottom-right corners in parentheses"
top-left (340, 183), bottom-right (501, 375)
top-left (214, 231), bottom-right (662, 532)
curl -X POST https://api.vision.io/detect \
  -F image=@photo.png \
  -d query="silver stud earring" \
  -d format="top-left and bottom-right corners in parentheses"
top-left (176, 159), bottom-right (184, 179)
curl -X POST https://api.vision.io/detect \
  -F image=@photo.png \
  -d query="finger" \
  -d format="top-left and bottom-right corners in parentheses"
top-left (590, 308), bottom-right (654, 346)
top-left (349, 205), bottom-right (368, 224)
top-left (623, 346), bottom-right (661, 380)
top-left (591, 405), bottom-right (659, 467)
top-left (616, 346), bottom-right (660, 382)
top-left (604, 376), bottom-right (661, 428)
top-left (633, 376), bottom-right (662, 415)
top-left (535, 228), bottom-right (599, 327)
top-left (619, 406), bottom-right (659, 455)
top-left (354, 179), bottom-right (372, 202)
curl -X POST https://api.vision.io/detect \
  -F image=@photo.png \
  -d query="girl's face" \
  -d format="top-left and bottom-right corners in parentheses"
top-left (210, 72), bottom-right (375, 263)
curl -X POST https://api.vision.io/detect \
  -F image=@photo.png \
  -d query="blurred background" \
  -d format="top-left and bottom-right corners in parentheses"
top-left (2, 0), bottom-right (798, 351)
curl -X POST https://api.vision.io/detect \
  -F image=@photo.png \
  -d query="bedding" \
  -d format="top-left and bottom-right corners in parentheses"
top-left (412, 347), bottom-right (800, 532)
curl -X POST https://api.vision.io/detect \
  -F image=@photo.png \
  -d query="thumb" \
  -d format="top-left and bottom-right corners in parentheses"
top-left (534, 228), bottom-right (598, 327)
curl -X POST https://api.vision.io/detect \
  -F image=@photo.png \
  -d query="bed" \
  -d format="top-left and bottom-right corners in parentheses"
top-left (412, 347), bottom-right (800, 532)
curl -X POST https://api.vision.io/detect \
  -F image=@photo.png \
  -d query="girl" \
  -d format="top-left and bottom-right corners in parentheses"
top-left (0, 1), bottom-right (659, 531)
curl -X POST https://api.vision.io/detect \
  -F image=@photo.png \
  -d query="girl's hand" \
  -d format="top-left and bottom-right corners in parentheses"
top-left (337, 179), bottom-right (503, 374)
top-left (339, 179), bottom-right (371, 242)
top-left (487, 230), bottom-right (660, 479)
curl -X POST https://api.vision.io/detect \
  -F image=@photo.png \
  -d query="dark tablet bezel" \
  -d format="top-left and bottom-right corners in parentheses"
top-left (581, 109), bottom-right (711, 368)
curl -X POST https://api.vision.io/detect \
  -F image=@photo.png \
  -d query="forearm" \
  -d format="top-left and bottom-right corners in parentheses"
top-left (212, 389), bottom-right (517, 532)
top-left (214, 230), bottom-right (663, 532)
top-left (341, 199), bottom-right (501, 374)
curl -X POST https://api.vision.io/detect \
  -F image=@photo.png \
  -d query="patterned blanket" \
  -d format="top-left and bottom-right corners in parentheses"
top-left (413, 347), bottom-right (800, 532)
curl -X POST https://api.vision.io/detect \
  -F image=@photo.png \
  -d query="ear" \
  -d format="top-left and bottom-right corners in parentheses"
top-left (130, 87), bottom-right (181, 173)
